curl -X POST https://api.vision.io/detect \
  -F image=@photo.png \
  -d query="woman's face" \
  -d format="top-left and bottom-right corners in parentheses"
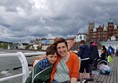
top-left (101, 49), bottom-right (105, 53)
top-left (56, 42), bottom-right (68, 57)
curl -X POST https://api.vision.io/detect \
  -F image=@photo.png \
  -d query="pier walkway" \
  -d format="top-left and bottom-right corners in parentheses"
top-left (91, 56), bottom-right (118, 83)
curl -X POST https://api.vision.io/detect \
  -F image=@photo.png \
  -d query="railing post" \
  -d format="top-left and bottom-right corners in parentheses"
top-left (17, 52), bottom-right (29, 83)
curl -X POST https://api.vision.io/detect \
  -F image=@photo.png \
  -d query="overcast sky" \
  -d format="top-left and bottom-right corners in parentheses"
top-left (0, 0), bottom-right (118, 43)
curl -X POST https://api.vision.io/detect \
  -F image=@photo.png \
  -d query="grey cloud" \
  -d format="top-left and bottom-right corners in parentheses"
top-left (0, 0), bottom-right (118, 43)
top-left (0, 23), bottom-right (11, 27)
top-left (0, 0), bottom-right (33, 12)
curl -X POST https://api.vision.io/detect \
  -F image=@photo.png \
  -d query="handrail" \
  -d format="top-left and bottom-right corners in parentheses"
top-left (0, 51), bottom-right (46, 83)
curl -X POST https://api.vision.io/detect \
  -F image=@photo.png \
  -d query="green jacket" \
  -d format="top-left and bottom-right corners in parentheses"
top-left (25, 63), bottom-right (53, 83)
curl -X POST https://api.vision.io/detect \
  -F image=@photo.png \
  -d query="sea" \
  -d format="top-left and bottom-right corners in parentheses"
top-left (0, 49), bottom-right (42, 83)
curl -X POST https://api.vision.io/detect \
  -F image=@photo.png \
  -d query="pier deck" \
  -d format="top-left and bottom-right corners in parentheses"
top-left (91, 56), bottom-right (118, 83)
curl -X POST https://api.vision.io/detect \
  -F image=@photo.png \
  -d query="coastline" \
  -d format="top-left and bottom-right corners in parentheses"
top-left (0, 49), bottom-right (40, 53)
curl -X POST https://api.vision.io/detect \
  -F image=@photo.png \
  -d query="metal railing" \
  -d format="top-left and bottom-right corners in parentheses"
top-left (0, 51), bottom-right (45, 83)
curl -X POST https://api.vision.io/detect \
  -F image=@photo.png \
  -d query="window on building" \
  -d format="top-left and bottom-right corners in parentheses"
top-left (80, 35), bottom-right (82, 39)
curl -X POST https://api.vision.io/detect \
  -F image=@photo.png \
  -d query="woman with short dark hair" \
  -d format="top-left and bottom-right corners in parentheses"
top-left (51, 38), bottom-right (80, 83)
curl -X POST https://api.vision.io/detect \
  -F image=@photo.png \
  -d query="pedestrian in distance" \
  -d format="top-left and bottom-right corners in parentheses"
top-left (90, 42), bottom-right (99, 60)
top-left (78, 40), bottom-right (91, 83)
top-left (108, 45), bottom-right (115, 56)
top-left (90, 42), bottom-right (99, 70)
top-left (100, 45), bottom-right (108, 60)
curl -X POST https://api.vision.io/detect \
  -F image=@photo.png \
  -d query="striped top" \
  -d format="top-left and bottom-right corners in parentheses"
top-left (54, 55), bottom-right (70, 82)
top-left (51, 52), bottom-right (80, 83)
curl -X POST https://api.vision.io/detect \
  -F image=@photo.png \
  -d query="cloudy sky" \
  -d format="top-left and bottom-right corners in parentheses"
top-left (0, 0), bottom-right (118, 43)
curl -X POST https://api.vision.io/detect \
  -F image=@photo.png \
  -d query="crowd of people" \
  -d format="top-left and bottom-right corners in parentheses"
top-left (25, 38), bottom-right (115, 83)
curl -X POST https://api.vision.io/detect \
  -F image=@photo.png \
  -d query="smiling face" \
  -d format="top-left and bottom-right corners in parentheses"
top-left (46, 44), bottom-right (57, 64)
top-left (56, 42), bottom-right (68, 58)
top-left (47, 53), bottom-right (57, 64)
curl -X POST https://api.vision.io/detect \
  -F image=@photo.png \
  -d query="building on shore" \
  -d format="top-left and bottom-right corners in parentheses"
top-left (75, 33), bottom-right (87, 42)
top-left (88, 18), bottom-right (118, 42)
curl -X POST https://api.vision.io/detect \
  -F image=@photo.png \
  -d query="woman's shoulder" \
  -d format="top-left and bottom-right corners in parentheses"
top-left (68, 52), bottom-right (80, 64)
top-left (69, 52), bottom-right (78, 58)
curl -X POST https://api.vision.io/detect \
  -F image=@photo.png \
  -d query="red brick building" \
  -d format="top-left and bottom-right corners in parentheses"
top-left (88, 18), bottom-right (118, 42)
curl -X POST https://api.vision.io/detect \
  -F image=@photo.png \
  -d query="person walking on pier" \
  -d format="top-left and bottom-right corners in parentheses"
top-left (78, 40), bottom-right (91, 82)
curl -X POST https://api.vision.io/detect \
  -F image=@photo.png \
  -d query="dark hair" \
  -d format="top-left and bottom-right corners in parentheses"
top-left (54, 38), bottom-right (68, 49)
top-left (101, 45), bottom-right (107, 52)
top-left (79, 40), bottom-right (85, 44)
top-left (46, 44), bottom-right (56, 56)
top-left (90, 41), bottom-right (94, 45)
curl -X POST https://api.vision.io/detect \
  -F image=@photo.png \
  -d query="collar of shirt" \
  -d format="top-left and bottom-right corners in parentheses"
top-left (38, 58), bottom-right (52, 70)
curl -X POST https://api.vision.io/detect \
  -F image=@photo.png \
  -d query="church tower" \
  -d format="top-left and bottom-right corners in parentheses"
top-left (107, 18), bottom-right (114, 39)
top-left (88, 22), bottom-right (95, 41)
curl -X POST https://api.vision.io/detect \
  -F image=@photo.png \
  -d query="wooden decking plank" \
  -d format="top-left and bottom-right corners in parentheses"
top-left (108, 62), bottom-right (113, 83)
top-left (116, 65), bottom-right (118, 83)
top-left (97, 74), bottom-right (102, 82)
top-left (104, 75), bottom-right (110, 83)
top-left (109, 62), bottom-right (113, 83)
top-left (116, 58), bottom-right (118, 83)
top-left (95, 57), bottom-right (118, 83)
top-left (109, 62), bottom-right (114, 83)
top-left (107, 75), bottom-right (112, 83)
top-left (106, 65), bottom-right (112, 83)
top-left (113, 61), bottom-right (118, 83)
top-left (114, 61), bottom-right (118, 83)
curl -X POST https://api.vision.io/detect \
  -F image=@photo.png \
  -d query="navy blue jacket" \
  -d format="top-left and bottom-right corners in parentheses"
top-left (90, 45), bottom-right (99, 59)
top-left (78, 45), bottom-right (90, 59)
